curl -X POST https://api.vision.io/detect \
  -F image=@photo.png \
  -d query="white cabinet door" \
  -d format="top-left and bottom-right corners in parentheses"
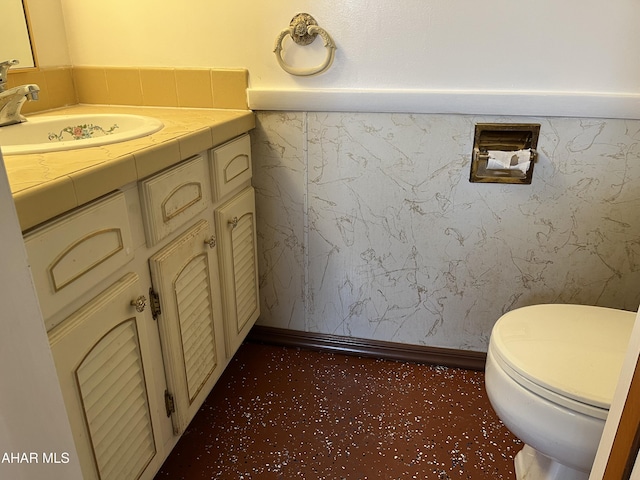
top-left (215, 186), bottom-right (260, 358)
top-left (148, 219), bottom-right (225, 435)
top-left (48, 272), bottom-right (161, 480)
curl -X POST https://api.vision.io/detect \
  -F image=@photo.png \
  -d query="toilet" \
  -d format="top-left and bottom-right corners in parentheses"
top-left (485, 304), bottom-right (636, 480)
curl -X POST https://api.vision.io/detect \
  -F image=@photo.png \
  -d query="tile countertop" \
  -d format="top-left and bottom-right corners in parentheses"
top-left (2, 105), bottom-right (256, 231)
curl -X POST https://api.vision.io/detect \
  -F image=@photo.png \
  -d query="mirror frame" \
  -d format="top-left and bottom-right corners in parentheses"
top-left (19, 0), bottom-right (38, 69)
top-left (2, 0), bottom-right (38, 71)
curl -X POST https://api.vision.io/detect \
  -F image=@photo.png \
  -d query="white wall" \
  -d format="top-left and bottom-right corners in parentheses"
top-left (55, 0), bottom-right (640, 117)
top-left (59, 0), bottom-right (640, 94)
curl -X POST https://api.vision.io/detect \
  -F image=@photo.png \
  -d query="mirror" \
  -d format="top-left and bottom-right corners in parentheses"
top-left (0, 0), bottom-right (36, 68)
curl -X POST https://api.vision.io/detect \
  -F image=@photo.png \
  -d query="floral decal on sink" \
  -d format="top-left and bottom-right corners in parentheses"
top-left (48, 123), bottom-right (119, 142)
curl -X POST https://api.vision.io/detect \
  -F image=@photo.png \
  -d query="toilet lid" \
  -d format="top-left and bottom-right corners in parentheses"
top-left (490, 304), bottom-right (636, 410)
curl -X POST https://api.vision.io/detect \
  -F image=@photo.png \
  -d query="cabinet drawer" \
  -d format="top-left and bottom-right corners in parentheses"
top-left (139, 154), bottom-right (211, 246)
top-left (210, 134), bottom-right (252, 202)
top-left (24, 192), bottom-right (134, 327)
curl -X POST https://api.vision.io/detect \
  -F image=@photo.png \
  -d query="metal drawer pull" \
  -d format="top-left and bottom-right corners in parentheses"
top-left (204, 235), bottom-right (217, 248)
top-left (130, 295), bottom-right (147, 313)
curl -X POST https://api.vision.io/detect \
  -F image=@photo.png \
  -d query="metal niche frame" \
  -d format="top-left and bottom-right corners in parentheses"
top-left (470, 123), bottom-right (541, 185)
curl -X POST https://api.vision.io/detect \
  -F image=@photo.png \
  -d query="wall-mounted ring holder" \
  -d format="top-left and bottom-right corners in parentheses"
top-left (274, 13), bottom-right (336, 76)
top-left (470, 123), bottom-right (541, 185)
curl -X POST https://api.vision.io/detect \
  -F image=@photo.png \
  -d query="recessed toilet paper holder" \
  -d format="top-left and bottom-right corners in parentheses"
top-left (470, 123), bottom-right (540, 184)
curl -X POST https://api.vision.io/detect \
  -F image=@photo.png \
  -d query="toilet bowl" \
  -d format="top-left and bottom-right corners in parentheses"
top-left (485, 304), bottom-right (635, 480)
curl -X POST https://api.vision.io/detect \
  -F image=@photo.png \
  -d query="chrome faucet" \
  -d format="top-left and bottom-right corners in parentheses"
top-left (0, 59), bottom-right (40, 127)
top-left (0, 59), bottom-right (18, 91)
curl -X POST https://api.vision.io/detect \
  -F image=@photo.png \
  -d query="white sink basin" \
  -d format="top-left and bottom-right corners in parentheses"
top-left (0, 113), bottom-right (164, 155)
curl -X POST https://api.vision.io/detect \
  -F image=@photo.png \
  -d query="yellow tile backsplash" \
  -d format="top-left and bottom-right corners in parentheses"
top-left (211, 69), bottom-right (248, 109)
top-left (175, 69), bottom-right (214, 108)
top-left (81, 66), bottom-right (247, 110)
top-left (45, 68), bottom-right (77, 106)
top-left (141, 69), bottom-right (178, 107)
top-left (6, 67), bottom-right (65, 113)
top-left (105, 68), bottom-right (144, 105)
top-left (73, 67), bottom-right (109, 104)
top-left (7, 66), bottom-right (248, 113)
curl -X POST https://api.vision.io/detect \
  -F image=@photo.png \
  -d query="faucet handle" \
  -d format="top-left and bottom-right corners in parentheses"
top-left (26, 84), bottom-right (39, 101)
top-left (0, 60), bottom-right (19, 92)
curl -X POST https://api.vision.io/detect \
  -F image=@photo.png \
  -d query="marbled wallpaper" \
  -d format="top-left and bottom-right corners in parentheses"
top-left (251, 112), bottom-right (640, 352)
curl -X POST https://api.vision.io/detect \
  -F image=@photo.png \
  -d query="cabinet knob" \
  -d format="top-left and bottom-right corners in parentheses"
top-left (204, 235), bottom-right (217, 248)
top-left (228, 216), bottom-right (239, 229)
top-left (130, 295), bottom-right (147, 313)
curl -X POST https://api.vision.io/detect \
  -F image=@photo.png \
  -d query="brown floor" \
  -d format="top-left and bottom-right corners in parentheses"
top-left (154, 342), bottom-right (522, 479)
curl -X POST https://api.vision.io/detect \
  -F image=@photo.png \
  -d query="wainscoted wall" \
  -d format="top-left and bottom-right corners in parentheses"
top-left (252, 112), bottom-right (640, 352)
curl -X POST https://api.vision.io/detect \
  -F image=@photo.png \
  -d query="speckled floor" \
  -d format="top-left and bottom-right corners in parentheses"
top-left (154, 342), bottom-right (522, 479)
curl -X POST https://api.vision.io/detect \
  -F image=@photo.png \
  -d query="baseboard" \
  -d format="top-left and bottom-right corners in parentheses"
top-left (246, 325), bottom-right (487, 371)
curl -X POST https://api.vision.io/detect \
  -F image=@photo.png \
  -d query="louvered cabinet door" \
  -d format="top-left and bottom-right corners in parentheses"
top-left (48, 273), bottom-right (161, 480)
top-left (215, 186), bottom-right (260, 358)
top-left (148, 219), bottom-right (225, 435)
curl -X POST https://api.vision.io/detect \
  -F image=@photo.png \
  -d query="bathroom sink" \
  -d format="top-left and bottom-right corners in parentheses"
top-left (0, 113), bottom-right (164, 155)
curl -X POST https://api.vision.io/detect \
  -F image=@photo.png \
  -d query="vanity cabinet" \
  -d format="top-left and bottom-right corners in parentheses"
top-left (26, 132), bottom-right (259, 480)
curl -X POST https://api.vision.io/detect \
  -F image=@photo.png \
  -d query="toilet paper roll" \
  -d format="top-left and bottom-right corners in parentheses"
top-left (486, 149), bottom-right (531, 174)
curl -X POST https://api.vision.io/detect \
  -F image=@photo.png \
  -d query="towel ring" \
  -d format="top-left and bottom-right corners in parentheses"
top-left (274, 13), bottom-right (336, 77)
